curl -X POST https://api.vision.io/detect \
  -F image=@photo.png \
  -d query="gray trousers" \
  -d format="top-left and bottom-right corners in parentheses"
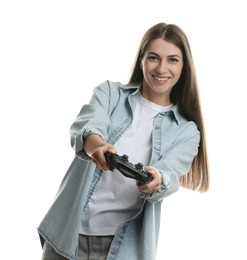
top-left (42, 235), bottom-right (114, 260)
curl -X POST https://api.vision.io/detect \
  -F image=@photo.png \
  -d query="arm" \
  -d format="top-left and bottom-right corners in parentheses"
top-left (139, 123), bottom-right (200, 203)
top-left (70, 81), bottom-right (113, 160)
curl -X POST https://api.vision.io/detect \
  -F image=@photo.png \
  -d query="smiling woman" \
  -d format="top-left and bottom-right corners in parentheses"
top-left (38, 22), bottom-right (209, 260)
top-left (140, 38), bottom-right (184, 106)
top-left (129, 22), bottom-right (209, 193)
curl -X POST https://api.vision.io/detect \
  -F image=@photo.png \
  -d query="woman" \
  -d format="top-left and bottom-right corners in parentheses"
top-left (38, 22), bottom-right (209, 260)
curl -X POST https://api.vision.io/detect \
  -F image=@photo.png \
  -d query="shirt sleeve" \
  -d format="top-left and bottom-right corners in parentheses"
top-left (140, 121), bottom-right (200, 202)
top-left (70, 81), bottom-right (112, 160)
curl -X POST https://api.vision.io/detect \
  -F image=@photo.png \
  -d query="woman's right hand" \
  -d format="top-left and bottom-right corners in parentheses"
top-left (91, 144), bottom-right (116, 170)
top-left (83, 134), bottom-right (116, 170)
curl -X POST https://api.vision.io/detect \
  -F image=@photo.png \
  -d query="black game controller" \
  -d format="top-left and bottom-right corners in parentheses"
top-left (105, 152), bottom-right (152, 185)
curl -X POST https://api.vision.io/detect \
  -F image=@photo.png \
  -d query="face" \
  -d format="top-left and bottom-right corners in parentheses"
top-left (140, 38), bottom-right (183, 106)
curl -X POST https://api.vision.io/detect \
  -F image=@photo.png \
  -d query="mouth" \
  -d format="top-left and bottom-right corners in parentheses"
top-left (153, 75), bottom-right (170, 84)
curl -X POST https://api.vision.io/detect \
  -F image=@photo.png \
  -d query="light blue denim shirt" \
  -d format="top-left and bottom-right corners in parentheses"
top-left (38, 80), bottom-right (200, 260)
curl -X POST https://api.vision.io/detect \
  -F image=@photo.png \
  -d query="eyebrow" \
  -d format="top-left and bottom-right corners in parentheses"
top-left (148, 52), bottom-right (182, 59)
top-left (168, 54), bottom-right (182, 58)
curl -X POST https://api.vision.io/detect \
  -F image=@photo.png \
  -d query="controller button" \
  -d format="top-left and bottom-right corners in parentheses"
top-left (136, 162), bottom-right (143, 169)
top-left (123, 154), bottom-right (129, 161)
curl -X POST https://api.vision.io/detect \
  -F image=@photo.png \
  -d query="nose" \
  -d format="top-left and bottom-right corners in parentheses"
top-left (156, 60), bottom-right (168, 74)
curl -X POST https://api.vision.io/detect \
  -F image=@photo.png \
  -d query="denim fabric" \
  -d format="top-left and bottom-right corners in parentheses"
top-left (38, 80), bottom-right (200, 260)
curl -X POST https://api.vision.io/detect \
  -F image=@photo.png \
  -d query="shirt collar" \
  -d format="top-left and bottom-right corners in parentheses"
top-left (170, 104), bottom-right (181, 125)
top-left (124, 83), bottom-right (182, 125)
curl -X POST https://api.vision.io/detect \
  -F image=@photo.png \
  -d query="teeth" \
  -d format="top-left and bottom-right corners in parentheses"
top-left (154, 76), bottom-right (168, 81)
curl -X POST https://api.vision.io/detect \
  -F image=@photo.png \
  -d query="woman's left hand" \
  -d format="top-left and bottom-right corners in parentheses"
top-left (137, 166), bottom-right (163, 195)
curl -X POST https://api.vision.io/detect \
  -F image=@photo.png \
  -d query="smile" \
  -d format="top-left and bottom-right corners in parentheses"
top-left (153, 76), bottom-right (170, 84)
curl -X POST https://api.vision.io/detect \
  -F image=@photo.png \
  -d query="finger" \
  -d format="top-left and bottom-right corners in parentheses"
top-left (145, 166), bottom-right (162, 185)
top-left (92, 145), bottom-right (117, 170)
top-left (92, 151), bottom-right (108, 170)
top-left (138, 173), bottom-right (161, 194)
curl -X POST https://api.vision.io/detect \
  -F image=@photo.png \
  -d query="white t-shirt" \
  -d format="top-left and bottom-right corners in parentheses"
top-left (80, 93), bottom-right (173, 235)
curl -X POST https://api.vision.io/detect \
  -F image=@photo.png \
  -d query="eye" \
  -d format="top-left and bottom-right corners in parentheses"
top-left (168, 56), bottom-right (180, 63)
top-left (147, 55), bottom-right (158, 61)
top-left (169, 57), bottom-right (179, 63)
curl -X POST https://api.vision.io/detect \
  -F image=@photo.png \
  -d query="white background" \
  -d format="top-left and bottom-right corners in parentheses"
top-left (1, 0), bottom-right (246, 259)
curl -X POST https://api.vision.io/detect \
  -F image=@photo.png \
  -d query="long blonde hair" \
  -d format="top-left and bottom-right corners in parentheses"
top-left (129, 23), bottom-right (209, 192)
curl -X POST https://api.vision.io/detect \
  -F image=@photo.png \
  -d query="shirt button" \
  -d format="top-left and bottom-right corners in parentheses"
top-left (111, 250), bottom-right (117, 255)
top-left (155, 145), bottom-right (160, 150)
top-left (155, 125), bottom-right (160, 130)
